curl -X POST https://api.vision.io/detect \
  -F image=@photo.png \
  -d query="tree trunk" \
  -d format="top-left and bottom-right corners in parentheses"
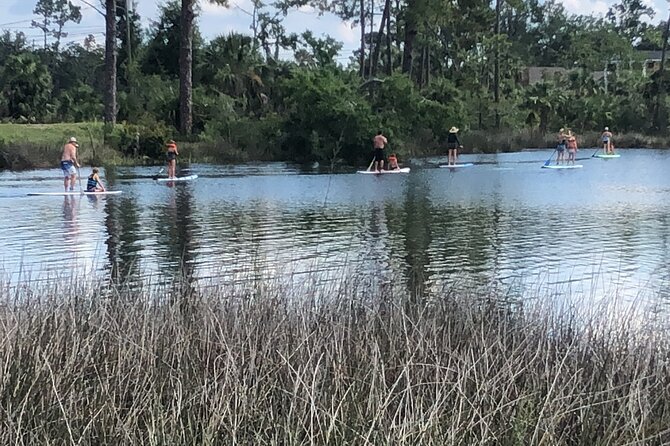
top-left (401, 0), bottom-right (417, 75)
top-left (104, 0), bottom-right (117, 126)
top-left (359, 0), bottom-right (365, 77)
top-left (653, 13), bottom-right (670, 130)
top-left (386, 0), bottom-right (392, 74)
top-left (371, 0), bottom-right (389, 77)
top-left (494, 0), bottom-right (501, 129)
top-left (179, 0), bottom-right (195, 134)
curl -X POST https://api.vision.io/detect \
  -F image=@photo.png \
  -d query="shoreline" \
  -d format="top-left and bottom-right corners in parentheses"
top-left (1, 122), bottom-right (669, 171)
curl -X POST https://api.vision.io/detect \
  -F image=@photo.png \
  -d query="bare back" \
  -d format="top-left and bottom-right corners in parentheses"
top-left (374, 135), bottom-right (387, 149)
top-left (61, 143), bottom-right (77, 162)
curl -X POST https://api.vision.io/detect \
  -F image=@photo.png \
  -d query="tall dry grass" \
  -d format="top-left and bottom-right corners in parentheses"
top-left (1, 276), bottom-right (669, 445)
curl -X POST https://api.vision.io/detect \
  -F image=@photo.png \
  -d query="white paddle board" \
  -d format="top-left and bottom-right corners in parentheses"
top-left (357, 168), bottom-right (410, 174)
top-left (28, 190), bottom-right (123, 196)
top-left (542, 164), bottom-right (583, 169)
top-left (156, 174), bottom-right (199, 182)
top-left (439, 163), bottom-right (474, 168)
top-left (593, 154), bottom-right (621, 158)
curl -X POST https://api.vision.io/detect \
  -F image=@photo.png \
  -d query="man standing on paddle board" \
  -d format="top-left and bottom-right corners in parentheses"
top-left (372, 131), bottom-right (388, 172)
top-left (61, 137), bottom-right (80, 191)
top-left (556, 128), bottom-right (567, 165)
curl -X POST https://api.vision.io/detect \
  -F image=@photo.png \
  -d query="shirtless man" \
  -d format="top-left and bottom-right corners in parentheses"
top-left (372, 130), bottom-right (388, 172)
top-left (61, 137), bottom-right (80, 191)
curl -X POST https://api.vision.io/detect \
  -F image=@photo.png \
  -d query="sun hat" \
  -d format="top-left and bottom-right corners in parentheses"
top-left (604, 126), bottom-right (609, 131)
top-left (449, 126), bottom-right (459, 133)
top-left (68, 136), bottom-right (77, 143)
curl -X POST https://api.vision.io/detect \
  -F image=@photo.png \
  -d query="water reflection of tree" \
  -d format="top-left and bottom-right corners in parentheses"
top-left (387, 175), bottom-right (434, 302)
top-left (104, 196), bottom-right (142, 286)
top-left (154, 185), bottom-right (198, 298)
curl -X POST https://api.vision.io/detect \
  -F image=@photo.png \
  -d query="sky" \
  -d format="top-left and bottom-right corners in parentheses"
top-left (0, 0), bottom-right (665, 62)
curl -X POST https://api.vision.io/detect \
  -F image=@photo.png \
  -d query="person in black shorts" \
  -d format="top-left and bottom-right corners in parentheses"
top-left (372, 130), bottom-right (388, 172)
top-left (446, 126), bottom-right (462, 166)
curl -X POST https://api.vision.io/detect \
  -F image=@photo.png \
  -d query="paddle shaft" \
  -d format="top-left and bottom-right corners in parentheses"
top-left (544, 148), bottom-right (557, 166)
top-left (77, 167), bottom-right (83, 193)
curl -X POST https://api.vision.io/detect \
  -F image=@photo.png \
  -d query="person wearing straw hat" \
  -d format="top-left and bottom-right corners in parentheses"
top-left (446, 126), bottom-right (462, 166)
top-left (601, 126), bottom-right (613, 154)
top-left (60, 136), bottom-right (80, 191)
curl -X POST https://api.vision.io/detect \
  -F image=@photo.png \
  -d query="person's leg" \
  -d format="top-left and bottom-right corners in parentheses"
top-left (70, 173), bottom-right (76, 190)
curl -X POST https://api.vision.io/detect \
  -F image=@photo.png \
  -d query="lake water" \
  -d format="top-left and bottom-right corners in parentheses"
top-left (1, 149), bottom-right (669, 304)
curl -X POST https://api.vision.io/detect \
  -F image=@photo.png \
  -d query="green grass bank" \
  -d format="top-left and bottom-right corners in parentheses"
top-left (1, 275), bottom-right (669, 445)
top-left (2, 122), bottom-right (670, 170)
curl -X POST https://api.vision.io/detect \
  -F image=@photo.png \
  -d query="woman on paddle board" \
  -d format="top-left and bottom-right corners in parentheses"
top-left (601, 127), bottom-right (614, 154)
top-left (566, 131), bottom-right (578, 164)
top-left (166, 140), bottom-right (179, 179)
top-left (446, 127), bottom-right (462, 166)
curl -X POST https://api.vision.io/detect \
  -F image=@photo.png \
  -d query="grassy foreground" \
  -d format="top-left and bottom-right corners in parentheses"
top-left (1, 276), bottom-right (669, 445)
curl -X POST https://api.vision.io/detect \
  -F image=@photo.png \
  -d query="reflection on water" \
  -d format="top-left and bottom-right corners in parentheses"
top-left (2, 150), bottom-right (670, 304)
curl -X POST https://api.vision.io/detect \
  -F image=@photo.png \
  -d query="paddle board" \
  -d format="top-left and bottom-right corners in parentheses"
top-left (27, 190), bottom-right (123, 196)
top-left (593, 154), bottom-right (621, 158)
top-left (542, 164), bottom-right (583, 169)
top-left (439, 163), bottom-right (474, 168)
top-left (156, 174), bottom-right (199, 182)
top-left (357, 168), bottom-right (410, 174)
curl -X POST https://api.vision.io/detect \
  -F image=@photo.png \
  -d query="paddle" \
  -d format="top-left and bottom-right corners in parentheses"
top-left (591, 146), bottom-right (601, 157)
top-left (77, 167), bottom-right (83, 193)
top-left (367, 157), bottom-right (375, 171)
top-left (152, 167), bottom-right (165, 180)
top-left (543, 148), bottom-right (558, 166)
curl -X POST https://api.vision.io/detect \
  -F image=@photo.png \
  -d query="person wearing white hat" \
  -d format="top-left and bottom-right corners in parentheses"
top-left (601, 126), bottom-right (614, 154)
top-left (61, 136), bottom-right (80, 191)
top-left (446, 126), bottom-right (463, 166)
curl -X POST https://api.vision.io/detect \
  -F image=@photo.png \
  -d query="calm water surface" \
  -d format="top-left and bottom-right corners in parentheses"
top-left (1, 149), bottom-right (669, 302)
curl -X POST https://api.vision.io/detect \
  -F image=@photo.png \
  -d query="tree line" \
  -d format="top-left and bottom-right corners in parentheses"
top-left (1, 0), bottom-right (669, 165)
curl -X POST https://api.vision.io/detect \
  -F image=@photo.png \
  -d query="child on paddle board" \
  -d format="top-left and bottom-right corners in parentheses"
top-left (86, 168), bottom-right (106, 192)
top-left (166, 140), bottom-right (179, 179)
top-left (387, 153), bottom-right (400, 170)
top-left (566, 132), bottom-right (578, 164)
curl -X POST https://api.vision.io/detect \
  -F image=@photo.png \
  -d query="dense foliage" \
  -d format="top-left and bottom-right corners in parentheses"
top-left (1, 0), bottom-right (669, 164)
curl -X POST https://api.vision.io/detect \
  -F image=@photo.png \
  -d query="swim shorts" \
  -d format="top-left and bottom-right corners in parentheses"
top-left (557, 144), bottom-right (566, 152)
top-left (166, 151), bottom-right (177, 161)
top-left (446, 142), bottom-right (459, 150)
top-left (374, 148), bottom-right (385, 161)
top-left (60, 160), bottom-right (76, 177)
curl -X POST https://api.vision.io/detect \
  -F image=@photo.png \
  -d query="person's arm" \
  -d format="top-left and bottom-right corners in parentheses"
top-left (97, 174), bottom-right (106, 191)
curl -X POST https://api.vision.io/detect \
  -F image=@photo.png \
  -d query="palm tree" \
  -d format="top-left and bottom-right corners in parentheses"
top-left (179, 0), bottom-right (228, 135)
top-left (104, 0), bottom-right (116, 125)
